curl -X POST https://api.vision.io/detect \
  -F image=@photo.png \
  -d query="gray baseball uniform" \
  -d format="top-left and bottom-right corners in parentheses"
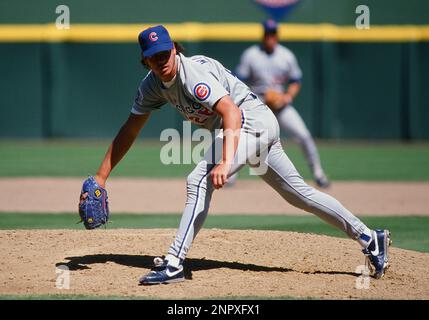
top-left (236, 44), bottom-right (327, 183)
top-left (132, 53), bottom-right (370, 261)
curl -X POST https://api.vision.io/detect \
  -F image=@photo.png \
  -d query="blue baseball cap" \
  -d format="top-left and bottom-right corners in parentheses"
top-left (263, 19), bottom-right (278, 34)
top-left (138, 25), bottom-right (174, 57)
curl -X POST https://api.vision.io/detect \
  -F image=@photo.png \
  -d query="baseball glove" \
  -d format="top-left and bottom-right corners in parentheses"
top-left (264, 89), bottom-right (286, 111)
top-left (78, 176), bottom-right (109, 229)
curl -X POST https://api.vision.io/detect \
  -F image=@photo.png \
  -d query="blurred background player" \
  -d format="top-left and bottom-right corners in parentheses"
top-left (230, 19), bottom-right (330, 188)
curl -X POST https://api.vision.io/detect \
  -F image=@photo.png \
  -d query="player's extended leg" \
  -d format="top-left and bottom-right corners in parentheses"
top-left (257, 139), bottom-right (391, 278)
top-left (276, 106), bottom-right (329, 188)
top-left (259, 138), bottom-right (363, 238)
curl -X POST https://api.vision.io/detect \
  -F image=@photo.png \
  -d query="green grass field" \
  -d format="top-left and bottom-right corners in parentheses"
top-left (1, 140), bottom-right (429, 180)
top-left (1, 213), bottom-right (427, 253)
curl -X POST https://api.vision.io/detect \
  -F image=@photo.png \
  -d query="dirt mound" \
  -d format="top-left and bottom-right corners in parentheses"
top-left (0, 229), bottom-right (428, 299)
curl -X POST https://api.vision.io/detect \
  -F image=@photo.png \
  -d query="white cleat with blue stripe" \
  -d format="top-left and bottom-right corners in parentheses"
top-left (139, 257), bottom-right (185, 285)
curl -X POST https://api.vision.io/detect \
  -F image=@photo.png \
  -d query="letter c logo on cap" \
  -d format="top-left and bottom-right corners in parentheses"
top-left (149, 32), bottom-right (158, 42)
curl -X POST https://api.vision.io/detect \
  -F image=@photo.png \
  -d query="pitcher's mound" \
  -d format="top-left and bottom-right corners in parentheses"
top-left (1, 229), bottom-right (428, 299)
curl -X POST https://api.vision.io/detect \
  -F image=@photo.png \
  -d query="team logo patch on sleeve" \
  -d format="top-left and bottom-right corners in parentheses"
top-left (193, 83), bottom-right (211, 101)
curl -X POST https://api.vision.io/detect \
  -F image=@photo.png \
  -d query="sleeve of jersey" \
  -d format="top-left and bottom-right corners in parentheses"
top-left (131, 78), bottom-right (166, 115)
top-left (188, 73), bottom-right (229, 111)
top-left (288, 52), bottom-right (303, 83)
top-left (235, 51), bottom-right (251, 82)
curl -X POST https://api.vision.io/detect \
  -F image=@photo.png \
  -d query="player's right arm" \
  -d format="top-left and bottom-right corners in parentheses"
top-left (94, 74), bottom-right (165, 187)
top-left (282, 49), bottom-right (303, 105)
top-left (94, 113), bottom-right (151, 187)
top-left (235, 48), bottom-right (253, 82)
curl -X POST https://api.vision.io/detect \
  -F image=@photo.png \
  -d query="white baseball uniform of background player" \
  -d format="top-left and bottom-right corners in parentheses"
top-left (92, 25), bottom-right (389, 285)
top-left (231, 19), bottom-right (329, 188)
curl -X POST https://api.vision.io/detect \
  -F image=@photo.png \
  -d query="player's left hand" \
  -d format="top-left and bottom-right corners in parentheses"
top-left (211, 163), bottom-right (231, 189)
top-left (78, 176), bottom-right (109, 229)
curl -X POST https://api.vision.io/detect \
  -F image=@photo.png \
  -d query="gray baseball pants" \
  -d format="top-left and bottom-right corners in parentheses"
top-left (168, 103), bottom-right (368, 260)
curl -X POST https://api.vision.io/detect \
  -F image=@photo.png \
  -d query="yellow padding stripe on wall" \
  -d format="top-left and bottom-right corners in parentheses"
top-left (1, 23), bottom-right (429, 42)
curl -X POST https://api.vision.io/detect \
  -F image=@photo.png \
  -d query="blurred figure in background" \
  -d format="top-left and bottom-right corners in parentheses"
top-left (230, 19), bottom-right (329, 188)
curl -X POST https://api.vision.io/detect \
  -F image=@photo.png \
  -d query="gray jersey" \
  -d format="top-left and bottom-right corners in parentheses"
top-left (236, 44), bottom-right (302, 97)
top-left (132, 53), bottom-right (262, 131)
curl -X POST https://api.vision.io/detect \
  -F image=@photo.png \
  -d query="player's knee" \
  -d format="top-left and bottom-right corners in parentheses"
top-left (287, 190), bottom-right (318, 211)
top-left (186, 170), bottom-right (208, 200)
top-left (186, 172), bottom-right (200, 190)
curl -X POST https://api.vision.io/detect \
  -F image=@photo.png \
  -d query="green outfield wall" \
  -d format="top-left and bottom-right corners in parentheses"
top-left (1, 40), bottom-right (428, 139)
top-left (1, 0), bottom-right (428, 25)
top-left (1, 0), bottom-right (428, 139)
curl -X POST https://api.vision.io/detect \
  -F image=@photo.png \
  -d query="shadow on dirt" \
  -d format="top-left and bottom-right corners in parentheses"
top-left (56, 254), bottom-right (359, 279)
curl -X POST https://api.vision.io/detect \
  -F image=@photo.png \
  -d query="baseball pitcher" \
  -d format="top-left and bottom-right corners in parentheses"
top-left (78, 25), bottom-right (391, 285)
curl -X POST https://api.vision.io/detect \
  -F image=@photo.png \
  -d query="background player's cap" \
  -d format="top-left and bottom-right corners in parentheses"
top-left (138, 25), bottom-right (174, 57)
top-left (263, 19), bottom-right (278, 34)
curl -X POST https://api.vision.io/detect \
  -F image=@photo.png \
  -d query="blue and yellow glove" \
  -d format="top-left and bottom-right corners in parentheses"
top-left (78, 176), bottom-right (109, 229)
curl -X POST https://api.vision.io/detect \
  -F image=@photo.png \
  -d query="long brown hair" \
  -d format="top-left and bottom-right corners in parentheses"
top-left (140, 41), bottom-right (185, 68)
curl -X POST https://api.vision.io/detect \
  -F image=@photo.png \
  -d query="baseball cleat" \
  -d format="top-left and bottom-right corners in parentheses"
top-left (139, 258), bottom-right (185, 285)
top-left (362, 229), bottom-right (391, 279)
